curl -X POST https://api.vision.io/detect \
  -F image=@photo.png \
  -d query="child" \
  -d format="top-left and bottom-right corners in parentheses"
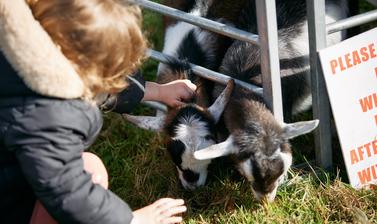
top-left (0, 0), bottom-right (194, 223)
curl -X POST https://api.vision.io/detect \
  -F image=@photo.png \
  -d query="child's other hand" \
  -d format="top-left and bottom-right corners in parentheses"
top-left (131, 198), bottom-right (187, 224)
top-left (158, 80), bottom-right (197, 107)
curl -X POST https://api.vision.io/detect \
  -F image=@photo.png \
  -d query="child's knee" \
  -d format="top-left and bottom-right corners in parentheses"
top-left (82, 152), bottom-right (108, 189)
top-left (30, 201), bottom-right (57, 224)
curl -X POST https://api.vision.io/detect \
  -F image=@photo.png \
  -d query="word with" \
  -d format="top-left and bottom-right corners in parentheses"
top-left (359, 92), bottom-right (377, 113)
top-left (357, 162), bottom-right (377, 185)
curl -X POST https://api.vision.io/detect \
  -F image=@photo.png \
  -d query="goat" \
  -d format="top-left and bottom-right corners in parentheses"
top-left (158, 0), bottom-right (253, 79)
top-left (158, 0), bottom-right (235, 83)
top-left (125, 75), bottom-right (234, 190)
top-left (161, 0), bottom-right (248, 30)
top-left (193, 0), bottom-right (348, 202)
top-left (231, 0), bottom-right (349, 120)
top-left (124, 0), bottom-right (243, 190)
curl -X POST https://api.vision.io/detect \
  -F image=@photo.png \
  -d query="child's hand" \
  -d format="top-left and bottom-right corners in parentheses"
top-left (158, 80), bottom-right (197, 107)
top-left (131, 198), bottom-right (187, 224)
top-left (143, 80), bottom-right (197, 107)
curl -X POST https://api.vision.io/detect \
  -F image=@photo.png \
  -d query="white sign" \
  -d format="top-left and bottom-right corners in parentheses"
top-left (319, 27), bottom-right (377, 189)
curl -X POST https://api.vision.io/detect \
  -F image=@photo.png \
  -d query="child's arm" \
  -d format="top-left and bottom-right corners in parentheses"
top-left (99, 71), bottom-right (146, 113)
top-left (6, 100), bottom-right (134, 223)
top-left (0, 0), bottom-right (84, 99)
top-left (100, 71), bottom-right (197, 113)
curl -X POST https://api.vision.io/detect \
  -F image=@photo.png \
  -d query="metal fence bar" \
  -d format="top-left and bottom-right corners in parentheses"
top-left (307, 0), bottom-right (333, 170)
top-left (137, 0), bottom-right (377, 171)
top-left (255, 0), bottom-right (284, 123)
top-left (142, 101), bottom-right (167, 112)
top-left (129, 0), bottom-right (259, 45)
top-left (147, 49), bottom-right (264, 96)
top-left (327, 9), bottom-right (377, 34)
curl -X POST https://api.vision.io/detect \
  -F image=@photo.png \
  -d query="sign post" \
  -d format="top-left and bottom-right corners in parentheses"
top-left (319, 28), bottom-right (377, 189)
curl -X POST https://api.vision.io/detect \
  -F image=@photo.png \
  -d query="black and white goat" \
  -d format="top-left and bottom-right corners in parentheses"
top-left (125, 0), bottom-right (236, 190)
top-left (125, 71), bottom-right (234, 190)
top-left (194, 0), bottom-right (348, 202)
top-left (230, 0), bottom-right (349, 120)
top-left (158, 0), bottom-right (235, 83)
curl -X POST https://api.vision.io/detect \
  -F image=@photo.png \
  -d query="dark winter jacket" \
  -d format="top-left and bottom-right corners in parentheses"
top-left (0, 1), bottom-right (146, 222)
top-left (0, 52), bottom-right (146, 224)
top-left (0, 60), bottom-right (145, 224)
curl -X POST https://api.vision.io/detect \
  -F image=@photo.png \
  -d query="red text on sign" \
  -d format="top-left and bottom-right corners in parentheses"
top-left (330, 43), bottom-right (377, 75)
top-left (359, 93), bottom-right (377, 113)
top-left (358, 163), bottom-right (377, 185)
top-left (350, 139), bottom-right (377, 165)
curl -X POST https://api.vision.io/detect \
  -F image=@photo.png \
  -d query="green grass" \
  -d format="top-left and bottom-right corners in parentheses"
top-left (91, 114), bottom-right (377, 223)
top-left (90, 1), bottom-right (377, 223)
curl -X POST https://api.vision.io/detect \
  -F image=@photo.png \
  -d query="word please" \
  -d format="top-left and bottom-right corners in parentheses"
top-left (330, 43), bottom-right (377, 75)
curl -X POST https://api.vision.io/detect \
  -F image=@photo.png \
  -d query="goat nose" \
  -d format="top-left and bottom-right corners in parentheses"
top-left (182, 182), bottom-right (197, 191)
top-left (265, 194), bottom-right (276, 203)
top-left (265, 188), bottom-right (278, 202)
top-left (252, 185), bottom-right (278, 202)
top-left (252, 190), bottom-right (276, 203)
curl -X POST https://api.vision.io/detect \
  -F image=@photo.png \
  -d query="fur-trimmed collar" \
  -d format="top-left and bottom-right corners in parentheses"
top-left (0, 0), bottom-right (85, 99)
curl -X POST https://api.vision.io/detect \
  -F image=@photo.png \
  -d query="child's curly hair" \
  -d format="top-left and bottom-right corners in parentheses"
top-left (28, 0), bottom-right (147, 98)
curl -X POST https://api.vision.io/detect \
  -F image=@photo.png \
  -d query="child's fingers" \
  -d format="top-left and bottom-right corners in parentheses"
top-left (162, 216), bottom-right (183, 224)
top-left (179, 92), bottom-right (193, 101)
top-left (179, 86), bottom-right (195, 101)
top-left (153, 198), bottom-right (176, 207)
top-left (184, 80), bottom-right (197, 92)
top-left (171, 100), bottom-right (185, 107)
top-left (161, 205), bottom-right (187, 217)
top-left (157, 199), bottom-right (185, 212)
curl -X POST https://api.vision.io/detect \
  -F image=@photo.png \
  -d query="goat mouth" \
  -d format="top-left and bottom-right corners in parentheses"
top-left (252, 187), bottom-right (278, 203)
top-left (182, 182), bottom-right (199, 191)
top-left (179, 178), bottom-right (204, 190)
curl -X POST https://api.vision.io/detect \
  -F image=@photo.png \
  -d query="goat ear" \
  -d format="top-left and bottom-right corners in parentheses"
top-left (208, 79), bottom-right (234, 123)
top-left (282, 119), bottom-right (319, 139)
top-left (123, 114), bottom-right (166, 132)
top-left (194, 135), bottom-right (238, 160)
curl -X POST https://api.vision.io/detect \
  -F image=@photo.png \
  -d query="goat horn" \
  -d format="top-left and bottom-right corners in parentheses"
top-left (208, 79), bottom-right (235, 122)
top-left (123, 114), bottom-right (166, 132)
top-left (282, 119), bottom-right (319, 139)
top-left (194, 135), bottom-right (237, 160)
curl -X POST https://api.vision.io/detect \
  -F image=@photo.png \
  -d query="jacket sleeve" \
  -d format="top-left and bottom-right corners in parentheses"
top-left (4, 99), bottom-right (133, 224)
top-left (100, 71), bottom-right (145, 114)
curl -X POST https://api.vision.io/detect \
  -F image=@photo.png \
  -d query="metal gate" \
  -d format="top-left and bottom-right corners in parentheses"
top-left (129, 0), bottom-right (377, 170)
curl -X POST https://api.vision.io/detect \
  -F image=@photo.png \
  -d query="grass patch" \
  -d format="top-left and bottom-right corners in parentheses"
top-left (90, 1), bottom-right (377, 223)
top-left (91, 116), bottom-right (377, 223)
